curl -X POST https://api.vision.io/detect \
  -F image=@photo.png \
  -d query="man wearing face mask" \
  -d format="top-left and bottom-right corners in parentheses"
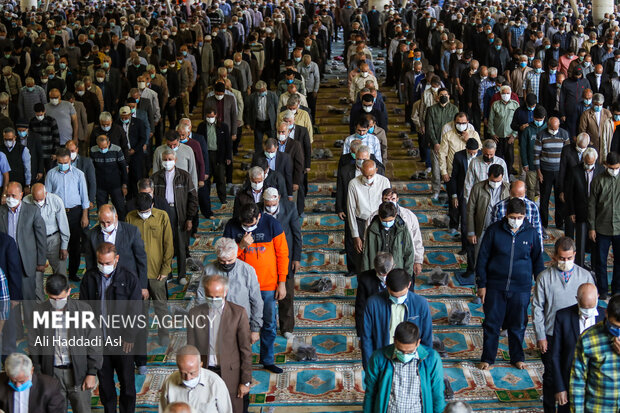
top-left (203, 82), bottom-right (237, 143)
top-left (588, 152), bottom-right (620, 299)
top-left (79, 242), bottom-right (142, 413)
top-left (90, 111), bottom-right (129, 157)
top-left (0, 352), bottom-right (65, 412)
top-left (159, 345), bottom-right (233, 413)
top-left (223, 202), bottom-right (289, 374)
top-left (261, 188), bottom-right (301, 339)
top-left (349, 92), bottom-right (388, 136)
top-left (532, 237), bottom-right (595, 412)
top-left (153, 130), bottom-right (199, 190)
top-left (126, 193), bottom-right (174, 346)
top-left (29, 102), bottom-right (61, 171)
top-left (476, 198), bottom-right (545, 370)
top-left (197, 237), bottom-right (263, 343)
top-left (252, 138), bottom-right (293, 199)
top-left (488, 85), bottom-right (519, 175)
top-left (274, 122), bottom-right (304, 212)
top-left (29, 273), bottom-right (103, 413)
top-left (355, 252), bottom-right (394, 339)
top-left (0, 127), bottom-right (31, 193)
top-left (570, 294), bottom-right (620, 411)
top-left (151, 148), bottom-right (198, 285)
top-left (463, 139), bottom-right (508, 202)
top-left (361, 268), bottom-right (432, 370)
top-left (44, 88), bottom-right (78, 146)
top-left (17, 77), bottom-right (46, 122)
top-left (551, 283), bottom-right (604, 413)
top-left (65, 140), bottom-right (96, 208)
top-left (578, 93), bottom-right (612, 157)
top-left (364, 321), bottom-right (445, 413)
top-left (90, 134), bottom-right (128, 220)
top-left (343, 119), bottom-right (383, 163)
top-left (559, 66), bottom-right (589, 137)
top-left (246, 80), bottom-right (279, 153)
top-left (534, 116), bottom-right (570, 233)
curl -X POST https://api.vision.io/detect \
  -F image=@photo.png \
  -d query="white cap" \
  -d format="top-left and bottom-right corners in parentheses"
top-left (263, 187), bottom-right (279, 201)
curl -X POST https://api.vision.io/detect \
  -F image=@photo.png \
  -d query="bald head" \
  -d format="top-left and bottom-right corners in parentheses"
top-left (361, 159), bottom-right (377, 178)
top-left (577, 283), bottom-right (599, 309)
top-left (164, 402), bottom-right (193, 413)
top-left (510, 181), bottom-right (526, 199)
top-left (31, 183), bottom-right (46, 202)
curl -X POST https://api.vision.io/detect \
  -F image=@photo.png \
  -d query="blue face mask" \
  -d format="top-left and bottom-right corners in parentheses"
top-left (101, 148), bottom-right (109, 154)
top-left (180, 138), bottom-right (188, 143)
top-left (389, 294), bottom-right (407, 305)
top-left (594, 105), bottom-right (602, 113)
top-left (614, 115), bottom-right (620, 122)
top-left (394, 349), bottom-right (417, 364)
top-left (368, 126), bottom-right (375, 134)
top-left (584, 99), bottom-right (592, 105)
top-left (121, 118), bottom-right (130, 124)
top-left (495, 45), bottom-right (501, 50)
top-left (607, 320), bottom-right (620, 337)
top-left (550, 69), bottom-right (557, 75)
top-left (265, 151), bottom-right (276, 159)
top-left (534, 120), bottom-right (544, 127)
top-left (8, 380), bottom-right (32, 392)
top-left (519, 62), bottom-right (527, 68)
top-left (286, 79), bottom-right (293, 84)
top-left (489, 38), bottom-right (494, 43)
top-left (535, 68), bottom-right (542, 74)
top-left (101, 125), bottom-right (111, 132)
top-left (528, 106), bottom-right (535, 111)
top-left (17, 130), bottom-right (26, 137)
top-left (381, 219), bottom-right (395, 229)
top-left (58, 163), bottom-right (70, 171)
top-left (259, 91), bottom-right (267, 97)
top-left (357, 133), bottom-right (366, 140)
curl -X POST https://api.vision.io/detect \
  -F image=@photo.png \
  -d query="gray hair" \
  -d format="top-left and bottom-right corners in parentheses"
top-left (99, 112), bottom-right (112, 122)
top-left (286, 94), bottom-right (300, 107)
top-left (99, 203), bottom-right (117, 217)
top-left (202, 274), bottom-right (229, 290)
top-left (176, 344), bottom-right (201, 358)
top-left (74, 80), bottom-right (85, 89)
top-left (164, 401), bottom-right (194, 413)
top-left (583, 147), bottom-right (598, 162)
top-left (488, 67), bottom-right (498, 77)
top-left (576, 132), bottom-right (590, 146)
top-left (263, 186), bottom-right (279, 201)
top-left (255, 80), bottom-right (267, 90)
top-left (374, 252), bottom-right (394, 275)
top-left (356, 144), bottom-right (371, 156)
top-left (162, 148), bottom-right (176, 159)
top-left (483, 139), bottom-right (497, 150)
top-left (5, 353), bottom-right (33, 379)
top-left (214, 237), bottom-right (238, 259)
top-left (249, 166), bottom-right (264, 180)
top-left (282, 110), bottom-right (295, 121)
top-left (500, 85), bottom-right (511, 94)
top-left (443, 401), bottom-right (473, 413)
top-left (593, 93), bottom-right (604, 104)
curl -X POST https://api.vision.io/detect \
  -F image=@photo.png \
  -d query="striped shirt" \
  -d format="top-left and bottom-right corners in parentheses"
top-left (570, 321), bottom-right (620, 412)
top-left (29, 115), bottom-right (60, 160)
top-left (533, 129), bottom-right (570, 172)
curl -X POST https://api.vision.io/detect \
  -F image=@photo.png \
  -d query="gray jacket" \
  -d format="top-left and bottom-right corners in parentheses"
top-left (0, 203), bottom-right (46, 277)
top-left (532, 264), bottom-right (595, 340)
top-left (196, 260), bottom-right (264, 332)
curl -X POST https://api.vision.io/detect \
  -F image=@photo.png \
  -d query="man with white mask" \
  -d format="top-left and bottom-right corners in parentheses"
top-left (532, 237), bottom-right (595, 413)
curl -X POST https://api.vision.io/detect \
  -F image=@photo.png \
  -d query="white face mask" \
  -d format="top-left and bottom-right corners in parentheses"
top-left (363, 176), bottom-right (375, 185)
top-left (182, 376), bottom-right (200, 388)
top-left (488, 180), bottom-right (501, 189)
top-left (97, 263), bottom-right (115, 275)
top-left (584, 163), bottom-right (595, 170)
top-left (557, 259), bottom-right (574, 272)
top-left (36, 115), bottom-right (44, 121)
top-left (608, 167), bottom-right (620, 177)
top-left (507, 217), bottom-right (524, 229)
top-left (576, 146), bottom-right (586, 154)
top-left (50, 98), bottom-right (59, 105)
top-left (101, 223), bottom-right (116, 233)
top-left (138, 82), bottom-right (146, 89)
top-left (548, 128), bottom-right (558, 135)
top-left (361, 71), bottom-right (369, 77)
top-left (251, 181), bottom-right (263, 191)
top-left (376, 274), bottom-right (387, 283)
top-left (70, 152), bottom-right (77, 161)
top-left (579, 306), bottom-right (598, 318)
top-left (206, 117), bottom-right (216, 124)
top-left (5, 197), bottom-right (19, 208)
top-left (138, 211), bottom-right (151, 220)
top-left (455, 123), bottom-right (467, 132)
top-left (35, 199), bottom-right (45, 207)
top-left (501, 93), bottom-right (511, 102)
top-left (215, 94), bottom-right (224, 100)
top-left (265, 204), bottom-right (278, 214)
top-left (362, 105), bottom-right (373, 113)
top-left (277, 133), bottom-right (287, 141)
top-left (50, 297), bottom-right (67, 310)
top-left (162, 160), bottom-right (175, 171)
top-left (242, 223), bottom-right (258, 232)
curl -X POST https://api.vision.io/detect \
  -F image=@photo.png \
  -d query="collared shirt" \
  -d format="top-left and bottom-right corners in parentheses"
top-left (100, 271), bottom-right (114, 324)
top-left (102, 225), bottom-right (117, 244)
top-left (579, 309), bottom-right (598, 334)
top-left (160, 368), bottom-right (233, 413)
top-left (252, 189), bottom-right (263, 203)
top-left (585, 168), bottom-right (594, 196)
top-left (23, 193), bottom-right (70, 250)
top-left (165, 168), bottom-right (175, 204)
top-left (13, 386), bottom-right (30, 413)
top-left (0, 152), bottom-right (10, 188)
top-left (7, 203), bottom-right (21, 241)
top-left (208, 302), bottom-right (224, 367)
top-left (44, 166), bottom-right (90, 209)
top-left (595, 110), bottom-right (601, 125)
top-left (266, 155), bottom-right (276, 170)
top-left (463, 156), bottom-right (509, 202)
top-left (257, 94), bottom-right (267, 121)
top-left (524, 71), bottom-right (542, 99)
top-left (206, 124), bottom-right (217, 151)
top-left (53, 310), bottom-right (70, 366)
top-left (388, 302), bottom-right (406, 345)
top-left (343, 133), bottom-right (383, 163)
top-left (346, 174), bottom-right (392, 238)
top-left (485, 184), bottom-right (502, 230)
top-left (122, 121), bottom-right (131, 149)
top-left (278, 141), bottom-right (286, 152)
top-left (388, 351), bottom-right (422, 413)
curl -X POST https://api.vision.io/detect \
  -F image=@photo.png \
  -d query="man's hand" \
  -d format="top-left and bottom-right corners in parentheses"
top-left (418, 125), bottom-right (425, 135)
top-left (338, 212), bottom-right (346, 220)
top-left (239, 232), bottom-right (254, 249)
top-left (82, 375), bottom-right (97, 391)
top-left (59, 249), bottom-right (68, 260)
top-left (293, 184), bottom-right (299, 191)
top-left (237, 383), bottom-right (250, 398)
top-left (559, 192), bottom-right (565, 202)
top-left (81, 214), bottom-right (89, 228)
top-left (413, 263), bottom-right (422, 275)
top-left (251, 332), bottom-right (260, 344)
top-left (433, 143), bottom-right (440, 153)
top-left (157, 274), bottom-right (167, 281)
top-left (353, 237), bottom-right (363, 253)
top-left (451, 198), bottom-right (458, 208)
top-left (468, 235), bottom-right (477, 245)
top-left (523, 166), bottom-right (529, 172)
top-left (537, 339), bottom-right (548, 354)
top-left (129, 149), bottom-right (136, 156)
top-left (460, 129), bottom-right (470, 140)
top-left (507, 136), bottom-right (515, 144)
top-left (537, 170), bottom-right (543, 183)
top-left (492, 135), bottom-right (499, 142)
top-left (89, 202), bottom-right (94, 209)
top-left (292, 260), bottom-right (301, 273)
top-left (185, 220), bottom-right (192, 231)
top-left (520, 123), bottom-right (529, 131)
top-left (122, 341), bottom-right (134, 354)
top-left (589, 230), bottom-right (596, 242)
top-left (24, 186), bottom-right (30, 195)
top-left (612, 337), bottom-right (620, 355)
top-left (36, 265), bottom-right (45, 272)
top-left (198, 181), bottom-right (205, 188)
top-left (477, 287), bottom-right (486, 304)
top-left (442, 174), bottom-right (450, 182)
top-left (570, 214), bottom-right (576, 223)
top-left (35, 173), bottom-right (43, 181)
top-left (226, 159), bottom-right (232, 165)
top-left (231, 134), bottom-right (237, 141)
top-left (555, 391), bottom-right (568, 406)
top-left (204, 174), bottom-right (209, 180)
top-left (141, 289), bottom-right (149, 300)
top-left (275, 282), bottom-right (287, 300)
top-left (121, 185), bottom-right (128, 196)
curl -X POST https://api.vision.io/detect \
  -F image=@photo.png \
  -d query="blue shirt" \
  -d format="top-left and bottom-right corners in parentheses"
top-left (267, 155), bottom-right (276, 170)
top-left (44, 165), bottom-right (89, 209)
top-left (0, 152), bottom-right (10, 187)
top-left (7, 203), bottom-right (21, 241)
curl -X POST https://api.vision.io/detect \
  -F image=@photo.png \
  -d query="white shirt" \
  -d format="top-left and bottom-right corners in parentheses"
top-left (579, 309), bottom-right (598, 334)
top-left (13, 385), bottom-right (30, 413)
top-left (102, 225), bottom-right (117, 244)
top-left (595, 109), bottom-right (601, 125)
top-left (159, 368), bottom-right (232, 413)
top-left (165, 169), bottom-right (175, 204)
top-left (585, 168), bottom-right (595, 196)
top-left (346, 174), bottom-right (391, 238)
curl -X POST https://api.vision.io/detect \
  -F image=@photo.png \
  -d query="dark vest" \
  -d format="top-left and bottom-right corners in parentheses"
top-left (0, 142), bottom-right (25, 186)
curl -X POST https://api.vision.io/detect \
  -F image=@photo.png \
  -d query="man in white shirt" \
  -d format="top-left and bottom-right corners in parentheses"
top-left (159, 345), bottom-right (232, 413)
top-left (463, 139), bottom-right (509, 202)
top-left (346, 160), bottom-right (391, 273)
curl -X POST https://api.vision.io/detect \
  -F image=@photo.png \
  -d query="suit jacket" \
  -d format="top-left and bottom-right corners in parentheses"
top-left (551, 304), bottom-right (606, 393)
top-left (137, 97), bottom-right (155, 132)
top-left (233, 171), bottom-right (288, 219)
top-left (22, 132), bottom-right (44, 180)
top-left (117, 116), bottom-right (148, 152)
top-left (72, 155), bottom-right (97, 203)
top-left (280, 138), bottom-right (305, 186)
top-left (245, 91), bottom-right (279, 130)
top-left (252, 151), bottom-right (293, 196)
top-left (0, 203), bottom-right (46, 278)
top-left (0, 231), bottom-right (22, 300)
top-left (84, 221), bottom-right (148, 289)
top-left (0, 372), bottom-right (65, 413)
top-left (447, 149), bottom-right (479, 199)
top-left (354, 269), bottom-right (386, 337)
top-left (586, 72), bottom-right (613, 106)
top-left (564, 162), bottom-right (605, 222)
top-left (578, 108), bottom-right (612, 153)
top-left (203, 95), bottom-right (238, 134)
top-left (187, 301), bottom-right (252, 413)
top-left (195, 121), bottom-right (233, 170)
top-left (270, 199), bottom-right (302, 264)
top-left (292, 124), bottom-right (312, 170)
top-left (558, 144), bottom-right (591, 194)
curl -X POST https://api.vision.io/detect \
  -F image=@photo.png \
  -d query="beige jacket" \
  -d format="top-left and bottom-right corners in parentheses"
top-left (438, 122), bottom-right (482, 176)
top-left (349, 73), bottom-right (378, 102)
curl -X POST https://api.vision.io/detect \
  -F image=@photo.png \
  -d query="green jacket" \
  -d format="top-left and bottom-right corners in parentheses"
top-left (362, 215), bottom-right (414, 275)
top-left (520, 121), bottom-right (547, 169)
top-left (363, 344), bottom-right (446, 413)
top-left (467, 180), bottom-right (510, 237)
top-left (588, 172), bottom-right (620, 236)
top-left (425, 102), bottom-right (459, 146)
top-left (487, 99), bottom-right (519, 138)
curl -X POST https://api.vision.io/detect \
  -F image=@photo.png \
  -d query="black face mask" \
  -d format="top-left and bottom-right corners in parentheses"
top-left (483, 155), bottom-right (494, 163)
top-left (220, 262), bottom-right (236, 272)
top-left (439, 95), bottom-right (449, 104)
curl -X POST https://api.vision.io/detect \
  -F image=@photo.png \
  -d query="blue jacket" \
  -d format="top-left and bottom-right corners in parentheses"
top-left (363, 344), bottom-right (446, 413)
top-left (476, 218), bottom-right (545, 292)
top-left (361, 290), bottom-right (433, 369)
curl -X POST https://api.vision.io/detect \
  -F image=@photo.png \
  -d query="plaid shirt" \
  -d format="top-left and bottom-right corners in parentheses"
top-left (570, 321), bottom-right (620, 412)
top-left (524, 71), bottom-right (542, 100)
top-left (491, 197), bottom-right (544, 248)
top-left (479, 78), bottom-right (496, 112)
top-left (509, 25), bottom-right (525, 48)
top-left (0, 267), bottom-right (9, 320)
top-left (388, 352), bottom-right (422, 413)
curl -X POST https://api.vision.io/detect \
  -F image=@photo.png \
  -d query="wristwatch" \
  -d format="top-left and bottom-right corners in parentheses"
top-left (244, 382), bottom-right (251, 387)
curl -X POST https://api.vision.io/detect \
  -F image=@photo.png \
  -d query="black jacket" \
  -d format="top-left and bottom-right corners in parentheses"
top-left (196, 121), bottom-right (233, 170)
top-left (354, 269), bottom-right (386, 337)
top-left (115, 116), bottom-right (148, 152)
top-left (252, 151), bottom-right (293, 196)
top-left (233, 169), bottom-right (288, 219)
top-left (73, 154), bottom-right (97, 203)
top-left (0, 231), bottom-right (22, 300)
top-left (21, 131), bottom-right (44, 181)
top-left (349, 101), bottom-right (388, 134)
top-left (551, 304), bottom-right (606, 393)
top-left (89, 124), bottom-right (129, 157)
top-left (447, 149), bottom-right (479, 199)
top-left (335, 161), bottom-right (386, 214)
top-left (586, 72), bottom-right (613, 107)
top-left (292, 124), bottom-right (312, 170)
top-left (268, 199), bottom-right (302, 264)
top-left (280, 138), bottom-right (305, 186)
top-left (564, 162), bottom-right (605, 222)
top-left (558, 144), bottom-right (591, 194)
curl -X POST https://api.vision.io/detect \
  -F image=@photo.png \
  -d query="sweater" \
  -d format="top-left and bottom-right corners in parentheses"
top-left (90, 144), bottom-right (128, 189)
top-left (533, 128), bottom-right (570, 172)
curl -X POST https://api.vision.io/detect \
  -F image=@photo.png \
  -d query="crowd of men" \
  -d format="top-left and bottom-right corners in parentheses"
top-left (0, 0), bottom-right (618, 412)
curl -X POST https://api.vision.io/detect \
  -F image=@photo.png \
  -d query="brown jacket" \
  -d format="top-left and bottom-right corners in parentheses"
top-left (467, 180), bottom-right (510, 237)
top-left (578, 107), bottom-right (612, 154)
top-left (151, 168), bottom-right (198, 225)
top-left (187, 301), bottom-right (252, 413)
